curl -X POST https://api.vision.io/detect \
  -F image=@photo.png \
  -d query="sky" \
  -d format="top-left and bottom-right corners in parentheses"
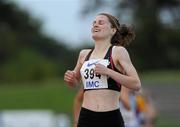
top-left (8, 0), bottom-right (172, 48)
top-left (13, 0), bottom-right (88, 47)
top-left (12, 0), bottom-right (113, 47)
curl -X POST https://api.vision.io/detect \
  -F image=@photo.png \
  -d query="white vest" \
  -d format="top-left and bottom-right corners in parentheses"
top-left (80, 59), bottom-right (109, 90)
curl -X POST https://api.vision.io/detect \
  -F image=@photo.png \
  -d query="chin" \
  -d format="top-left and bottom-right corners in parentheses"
top-left (92, 34), bottom-right (103, 40)
top-left (92, 36), bottom-right (100, 41)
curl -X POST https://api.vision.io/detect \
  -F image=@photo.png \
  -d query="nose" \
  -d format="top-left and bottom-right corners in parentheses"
top-left (93, 22), bottom-right (99, 28)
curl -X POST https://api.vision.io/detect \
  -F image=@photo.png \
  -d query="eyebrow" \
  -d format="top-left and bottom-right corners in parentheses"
top-left (93, 19), bottom-right (106, 24)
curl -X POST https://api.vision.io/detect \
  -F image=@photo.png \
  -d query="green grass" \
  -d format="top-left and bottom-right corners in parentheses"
top-left (140, 70), bottom-right (180, 84)
top-left (0, 79), bottom-right (78, 113)
top-left (0, 71), bottom-right (180, 126)
top-left (156, 117), bottom-right (180, 127)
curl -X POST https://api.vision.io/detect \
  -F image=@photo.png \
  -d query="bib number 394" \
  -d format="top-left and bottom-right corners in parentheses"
top-left (84, 68), bottom-right (101, 79)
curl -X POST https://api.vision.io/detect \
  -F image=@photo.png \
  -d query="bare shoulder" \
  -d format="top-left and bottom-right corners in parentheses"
top-left (79, 49), bottom-right (92, 63)
top-left (79, 49), bottom-right (91, 57)
top-left (113, 46), bottom-right (130, 59)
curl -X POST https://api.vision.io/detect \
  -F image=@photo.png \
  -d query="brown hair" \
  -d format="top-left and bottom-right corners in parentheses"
top-left (98, 13), bottom-right (135, 46)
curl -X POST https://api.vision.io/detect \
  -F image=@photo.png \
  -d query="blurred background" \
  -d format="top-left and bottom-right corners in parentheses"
top-left (0, 0), bottom-right (180, 127)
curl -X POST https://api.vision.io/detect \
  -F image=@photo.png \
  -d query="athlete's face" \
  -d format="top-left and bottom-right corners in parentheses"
top-left (91, 15), bottom-right (116, 41)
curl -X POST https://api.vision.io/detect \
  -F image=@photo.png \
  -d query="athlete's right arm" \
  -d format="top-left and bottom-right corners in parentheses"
top-left (64, 49), bottom-right (91, 87)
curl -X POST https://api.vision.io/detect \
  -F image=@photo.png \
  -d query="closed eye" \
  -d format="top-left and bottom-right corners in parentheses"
top-left (92, 20), bottom-right (106, 26)
top-left (99, 20), bottom-right (105, 25)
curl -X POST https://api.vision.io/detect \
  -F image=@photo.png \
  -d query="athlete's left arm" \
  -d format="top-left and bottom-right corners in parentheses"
top-left (111, 46), bottom-right (141, 90)
top-left (95, 46), bottom-right (141, 91)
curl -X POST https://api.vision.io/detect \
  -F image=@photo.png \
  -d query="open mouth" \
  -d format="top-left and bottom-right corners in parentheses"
top-left (93, 29), bottom-right (100, 32)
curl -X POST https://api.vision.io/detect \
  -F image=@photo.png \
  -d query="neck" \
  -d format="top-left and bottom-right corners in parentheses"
top-left (94, 39), bottom-right (111, 52)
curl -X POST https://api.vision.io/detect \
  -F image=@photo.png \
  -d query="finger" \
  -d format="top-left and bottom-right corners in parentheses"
top-left (65, 71), bottom-right (72, 76)
top-left (65, 70), bottom-right (75, 75)
top-left (65, 70), bottom-right (71, 74)
top-left (95, 65), bottom-right (101, 70)
top-left (64, 76), bottom-right (74, 82)
top-left (65, 72), bottom-right (74, 78)
top-left (94, 67), bottom-right (100, 74)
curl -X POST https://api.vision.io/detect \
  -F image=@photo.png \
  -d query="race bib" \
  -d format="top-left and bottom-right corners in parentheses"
top-left (80, 59), bottom-right (109, 89)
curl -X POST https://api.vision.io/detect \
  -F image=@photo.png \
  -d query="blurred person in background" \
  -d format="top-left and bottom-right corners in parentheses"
top-left (119, 87), bottom-right (139, 127)
top-left (64, 12), bottom-right (141, 127)
top-left (136, 89), bottom-right (157, 127)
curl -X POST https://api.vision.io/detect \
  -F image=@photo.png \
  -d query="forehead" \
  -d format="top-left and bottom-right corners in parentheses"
top-left (94, 15), bottom-right (109, 22)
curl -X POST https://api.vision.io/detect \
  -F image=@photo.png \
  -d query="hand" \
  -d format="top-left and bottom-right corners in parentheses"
top-left (64, 70), bottom-right (77, 87)
top-left (73, 123), bottom-right (77, 127)
top-left (94, 64), bottom-right (109, 76)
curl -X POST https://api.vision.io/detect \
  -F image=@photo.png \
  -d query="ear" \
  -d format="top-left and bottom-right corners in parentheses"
top-left (111, 28), bottom-right (117, 35)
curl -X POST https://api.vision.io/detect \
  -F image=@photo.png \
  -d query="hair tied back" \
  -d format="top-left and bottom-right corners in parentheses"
top-left (119, 24), bottom-right (129, 36)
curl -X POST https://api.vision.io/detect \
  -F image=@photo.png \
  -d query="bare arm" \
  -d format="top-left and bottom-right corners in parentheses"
top-left (73, 88), bottom-right (84, 127)
top-left (108, 46), bottom-right (141, 90)
top-left (64, 49), bottom-right (90, 87)
top-left (120, 86), bottom-right (131, 110)
top-left (95, 46), bottom-right (141, 91)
